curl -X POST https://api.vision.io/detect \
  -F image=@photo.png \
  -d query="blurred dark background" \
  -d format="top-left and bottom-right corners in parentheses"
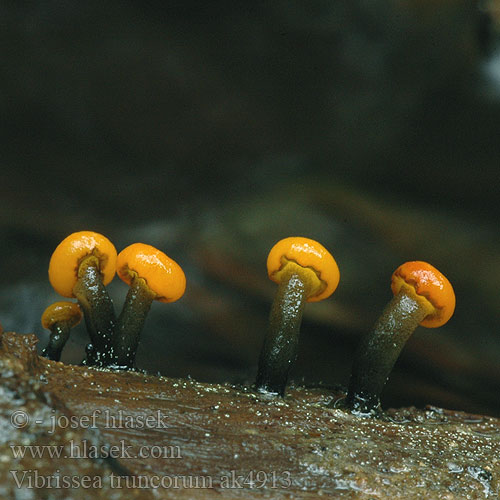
top-left (2, 1), bottom-right (500, 416)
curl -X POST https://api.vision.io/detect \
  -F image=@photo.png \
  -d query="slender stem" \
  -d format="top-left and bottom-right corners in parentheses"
top-left (111, 277), bottom-right (156, 369)
top-left (41, 323), bottom-right (70, 362)
top-left (256, 273), bottom-right (308, 396)
top-left (346, 289), bottom-right (428, 415)
top-left (73, 258), bottom-right (116, 367)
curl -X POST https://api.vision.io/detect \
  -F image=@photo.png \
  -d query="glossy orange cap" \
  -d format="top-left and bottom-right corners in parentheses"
top-left (391, 261), bottom-right (455, 328)
top-left (116, 243), bottom-right (186, 303)
top-left (48, 231), bottom-right (117, 298)
top-left (266, 236), bottom-right (340, 302)
top-left (41, 301), bottom-right (83, 329)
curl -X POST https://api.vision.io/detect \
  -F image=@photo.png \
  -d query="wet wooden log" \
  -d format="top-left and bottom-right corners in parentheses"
top-left (0, 331), bottom-right (499, 498)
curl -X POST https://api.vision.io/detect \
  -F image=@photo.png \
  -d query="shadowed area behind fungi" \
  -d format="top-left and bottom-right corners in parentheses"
top-left (1, 1), bottom-right (500, 416)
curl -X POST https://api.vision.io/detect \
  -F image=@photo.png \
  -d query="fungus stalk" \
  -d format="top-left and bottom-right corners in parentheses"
top-left (346, 288), bottom-right (431, 414)
top-left (74, 254), bottom-right (117, 365)
top-left (256, 267), bottom-right (310, 395)
top-left (112, 274), bottom-right (156, 368)
top-left (42, 321), bottom-right (72, 361)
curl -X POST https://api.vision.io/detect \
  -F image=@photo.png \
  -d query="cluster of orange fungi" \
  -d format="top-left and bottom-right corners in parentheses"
top-left (41, 231), bottom-right (455, 416)
top-left (44, 231), bottom-right (185, 368)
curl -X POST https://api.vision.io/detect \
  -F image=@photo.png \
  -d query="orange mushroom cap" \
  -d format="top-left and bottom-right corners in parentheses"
top-left (266, 236), bottom-right (340, 302)
top-left (48, 231), bottom-right (117, 298)
top-left (391, 261), bottom-right (455, 328)
top-left (41, 301), bottom-right (83, 330)
top-left (116, 243), bottom-right (186, 303)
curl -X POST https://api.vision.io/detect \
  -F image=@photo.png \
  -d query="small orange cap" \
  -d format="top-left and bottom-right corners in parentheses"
top-left (116, 243), bottom-right (186, 303)
top-left (48, 231), bottom-right (117, 298)
top-left (391, 261), bottom-right (455, 328)
top-left (266, 236), bottom-right (340, 302)
top-left (41, 301), bottom-right (83, 330)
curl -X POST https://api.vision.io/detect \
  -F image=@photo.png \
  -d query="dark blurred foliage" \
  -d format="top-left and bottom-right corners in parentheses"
top-left (1, 1), bottom-right (500, 415)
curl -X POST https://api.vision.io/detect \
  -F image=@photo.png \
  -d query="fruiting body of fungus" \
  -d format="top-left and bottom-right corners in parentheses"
top-left (346, 260), bottom-right (456, 415)
top-left (112, 243), bottom-right (186, 368)
top-left (41, 301), bottom-right (82, 361)
top-left (256, 237), bottom-right (340, 396)
top-left (48, 231), bottom-right (117, 366)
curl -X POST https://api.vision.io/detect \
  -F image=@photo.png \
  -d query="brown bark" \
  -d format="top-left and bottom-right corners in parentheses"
top-left (1, 331), bottom-right (498, 498)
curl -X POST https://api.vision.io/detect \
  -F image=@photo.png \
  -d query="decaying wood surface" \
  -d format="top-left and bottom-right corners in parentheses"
top-left (0, 331), bottom-right (499, 499)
